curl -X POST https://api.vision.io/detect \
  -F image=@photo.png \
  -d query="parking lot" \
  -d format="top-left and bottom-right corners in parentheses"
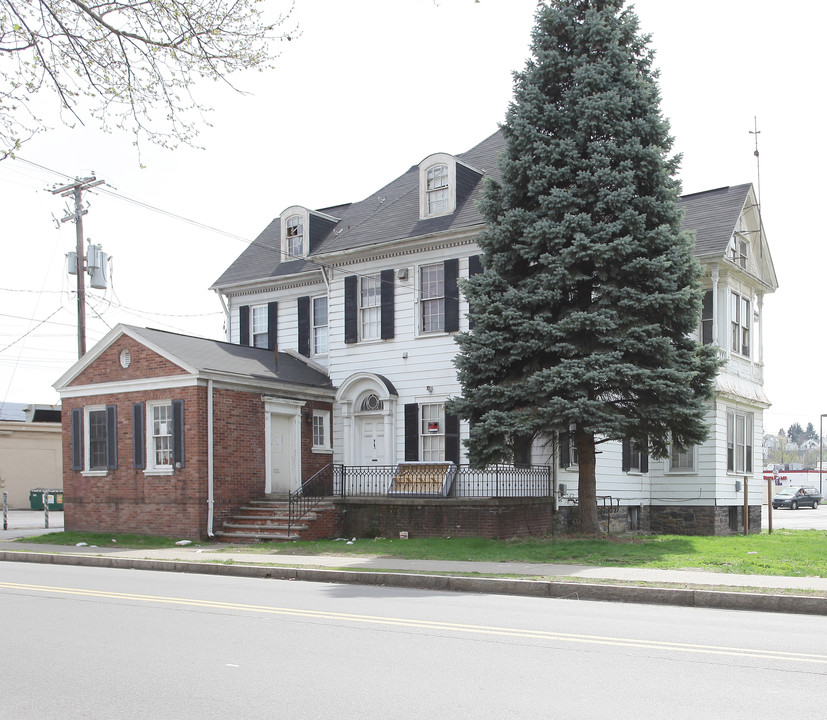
top-left (763, 503), bottom-right (827, 531)
top-left (0, 509), bottom-right (64, 541)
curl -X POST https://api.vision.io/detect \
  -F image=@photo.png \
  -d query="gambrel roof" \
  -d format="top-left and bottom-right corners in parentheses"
top-left (212, 130), bottom-right (770, 291)
top-left (211, 131), bottom-right (506, 290)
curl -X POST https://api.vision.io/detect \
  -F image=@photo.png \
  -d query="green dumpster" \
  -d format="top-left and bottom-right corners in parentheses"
top-left (29, 488), bottom-right (64, 511)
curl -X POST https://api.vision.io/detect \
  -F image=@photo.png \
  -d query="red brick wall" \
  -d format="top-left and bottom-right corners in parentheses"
top-left (340, 498), bottom-right (554, 539)
top-left (300, 400), bottom-right (334, 485)
top-left (62, 385), bottom-right (207, 539)
top-left (211, 388), bottom-right (266, 531)
top-left (69, 335), bottom-right (187, 387)
top-left (63, 385), bottom-right (334, 540)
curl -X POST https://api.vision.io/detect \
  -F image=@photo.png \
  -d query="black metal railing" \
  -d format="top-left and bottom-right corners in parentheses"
top-left (335, 463), bottom-right (552, 499)
top-left (287, 463), bottom-right (339, 535)
top-left (452, 464), bottom-right (552, 498)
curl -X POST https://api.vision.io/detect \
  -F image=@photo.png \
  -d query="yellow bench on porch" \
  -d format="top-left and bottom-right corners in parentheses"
top-left (388, 462), bottom-right (456, 497)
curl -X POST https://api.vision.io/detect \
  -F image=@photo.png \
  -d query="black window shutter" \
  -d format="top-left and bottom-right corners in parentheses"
top-left (70, 408), bottom-right (83, 471)
top-left (132, 403), bottom-right (145, 469)
top-left (344, 276), bottom-right (358, 344)
top-left (380, 268), bottom-right (395, 339)
top-left (701, 291), bottom-right (713, 345)
top-left (444, 258), bottom-right (459, 333)
top-left (468, 255), bottom-right (483, 276)
top-left (622, 439), bottom-right (631, 472)
top-left (172, 399), bottom-right (185, 468)
top-left (404, 403), bottom-right (419, 461)
top-left (267, 301), bottom-right (278, 350)
top-left (445, 411), bottom-right (460, 465)
top-left (106, 404), bottom-right (118, 470)
top-left (641, 448), bottom-right (649, 474)
top-left (239, 305), bottom-right (250, 346)
top-left (559, 431), bottom-right (570, 469)
top-left (468, 254), bottom-right (482, 329)
top-left (297, 296), bottom-right (311, 356)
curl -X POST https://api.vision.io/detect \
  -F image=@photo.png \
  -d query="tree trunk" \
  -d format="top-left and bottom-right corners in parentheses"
top-left (576, 425), bottom-right (600, 535)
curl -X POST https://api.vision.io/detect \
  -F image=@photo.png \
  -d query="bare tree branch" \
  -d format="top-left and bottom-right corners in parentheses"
top-left (0, 0), bottom-right (296, 159)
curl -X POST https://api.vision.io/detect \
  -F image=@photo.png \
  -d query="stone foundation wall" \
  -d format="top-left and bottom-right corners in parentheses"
top-left (552, 504), bottom-right (761, 536)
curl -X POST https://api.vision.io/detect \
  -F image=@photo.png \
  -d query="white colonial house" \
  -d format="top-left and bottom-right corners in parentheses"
top-left (205, 130), bottom-right (778, 537)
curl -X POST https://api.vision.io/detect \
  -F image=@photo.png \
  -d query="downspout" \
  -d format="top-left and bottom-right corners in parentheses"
top-left (207, 379), bottom-right (215, 537)
top-left (215, 289), bottom-right (231, 342)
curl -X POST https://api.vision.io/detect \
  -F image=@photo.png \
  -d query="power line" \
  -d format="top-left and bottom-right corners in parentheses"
top-left (0, 308), bottom-right (64, 353)
top-left (11, 155), bottom-right (453, 307)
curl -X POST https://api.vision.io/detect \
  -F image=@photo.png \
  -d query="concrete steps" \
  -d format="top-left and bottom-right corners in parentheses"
top-left (215, 499), bottom-right (339, 543)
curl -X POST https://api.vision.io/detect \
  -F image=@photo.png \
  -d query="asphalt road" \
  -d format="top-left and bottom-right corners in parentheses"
top-left (2, 562), bottom-right (825, 719)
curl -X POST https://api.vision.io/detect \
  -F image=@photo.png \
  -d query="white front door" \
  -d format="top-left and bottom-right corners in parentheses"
top-left (269, 413), bottom-right (293, 493)
top-left (357, 416), bottom-right (386, 464)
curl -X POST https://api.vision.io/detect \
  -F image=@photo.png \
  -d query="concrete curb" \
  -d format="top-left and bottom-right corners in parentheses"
top-left (3, 550), bottom-right (826, 616)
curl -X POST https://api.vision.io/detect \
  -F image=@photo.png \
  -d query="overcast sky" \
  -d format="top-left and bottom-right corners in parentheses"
top-left (1, 0), bottom-right (823, 437)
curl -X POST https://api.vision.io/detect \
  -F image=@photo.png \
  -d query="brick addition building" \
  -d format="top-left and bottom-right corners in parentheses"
top-left (54, 325), bottom-right (334, 539)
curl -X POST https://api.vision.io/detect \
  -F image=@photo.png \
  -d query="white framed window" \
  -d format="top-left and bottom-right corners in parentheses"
top-left (285, 214), bottom-right (304, 257)
top-left (86, 406), bottom-right (108, 471)
top-left (560, 425), bottom-right (578, 468)
top-left (727, 409), bottom-right (753, 474)
top-left (147, 401), bottom-right (174, 472)
top-left (360, 274), bottom-right (381, 341)
top-left (622, 438), bottom-right (647, 473)
top-left (420, 263), bottom-right (445, 333)
top-left (669, 444), bottom-right (696, 472)
top-left (360, 394), bottom-right (383, 412)
top-left (627, 444), bottom-right (644, 472)
top-left (426, 164), bottom-right (449, 215)
top-left (312, 296), bottom-right (328, 355)
top-left (312, 410), bottom-right (331, 451)
top-left (251, 305), bottom-right (268, 349)
top-left (418, 153), bottom-right (457, 219)
top-left (420, 402), bottom-right (445, 462)
top-left (729, 233), bottom-right (748, 268)
top-left (730, 291), bottom-right (750, 357)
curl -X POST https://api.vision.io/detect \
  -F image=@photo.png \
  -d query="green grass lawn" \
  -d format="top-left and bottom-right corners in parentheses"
top-left (19, 531), bottom-right (191, 549)
top-left (18, 529), bottom-right (827, 578)
top-left (233, 531), bottom-right (827, 577)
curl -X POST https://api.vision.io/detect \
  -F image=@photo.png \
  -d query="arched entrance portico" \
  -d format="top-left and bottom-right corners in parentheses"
top-left (335, 373), bottom-right (398, 467)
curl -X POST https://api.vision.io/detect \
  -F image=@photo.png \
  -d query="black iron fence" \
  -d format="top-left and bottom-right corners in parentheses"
top-left (333, 463), bottom-right (552, 499)
top-left (289, 462), bottom-right (552, 532)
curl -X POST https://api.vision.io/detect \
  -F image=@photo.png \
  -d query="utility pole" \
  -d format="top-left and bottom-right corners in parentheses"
top-left (52, 176), bottom-right (105, 358)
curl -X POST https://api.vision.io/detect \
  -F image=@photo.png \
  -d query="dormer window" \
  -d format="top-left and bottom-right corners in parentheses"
top-left (418, 153), bottom-right (458, 219)
top-left (285, 215), bottom-right (304, 258)
top-left (426, 164), bottom-right (450, 215)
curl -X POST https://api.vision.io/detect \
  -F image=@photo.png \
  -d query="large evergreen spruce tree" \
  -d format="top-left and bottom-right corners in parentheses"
top-left (448, 0), bottom-right (721, 534)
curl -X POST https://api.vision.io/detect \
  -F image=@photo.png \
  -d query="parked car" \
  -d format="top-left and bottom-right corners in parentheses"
top-left (772, 486), bottom-right (822, 510)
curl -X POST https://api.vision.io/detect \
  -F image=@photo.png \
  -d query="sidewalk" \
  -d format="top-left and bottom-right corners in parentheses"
top-left (2, 511), bottom-right (826, 615)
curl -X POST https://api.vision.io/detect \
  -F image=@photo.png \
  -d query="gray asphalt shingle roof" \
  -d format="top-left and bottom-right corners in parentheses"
top-left (677, 183), bottom-right (751, 258)
top-left (212, 130), bottom-right (747, 289)
top-left (125, 326), bottom-right (332, 388)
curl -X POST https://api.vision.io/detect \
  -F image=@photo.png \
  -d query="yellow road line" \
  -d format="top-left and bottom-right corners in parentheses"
top-left (2, 581), bottom-right (826, 665)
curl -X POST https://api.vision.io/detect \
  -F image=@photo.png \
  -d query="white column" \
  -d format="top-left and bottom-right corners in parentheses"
top-left (757, 292), bottom-right (764, 367)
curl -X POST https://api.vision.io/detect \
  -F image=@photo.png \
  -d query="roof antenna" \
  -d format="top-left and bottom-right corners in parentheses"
top-left (749, 116), bottom-right (765, 259)
top-left (749, 116), bottom-right (762, 208)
